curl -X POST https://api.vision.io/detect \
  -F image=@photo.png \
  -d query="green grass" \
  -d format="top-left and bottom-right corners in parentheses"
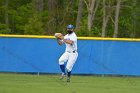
top-left (0, 73), bottom-right (140, 93)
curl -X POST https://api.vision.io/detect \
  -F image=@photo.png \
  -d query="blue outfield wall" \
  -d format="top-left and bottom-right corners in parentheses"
top-left (0, 35), bottom-right (140, 76)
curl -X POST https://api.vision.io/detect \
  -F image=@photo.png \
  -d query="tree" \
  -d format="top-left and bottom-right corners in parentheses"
top-left (130, 0), bottom-right (137, 38)
top-left (101, 0), bottom-right (112, 37)
top-left (34, 0), bottom-right (44, 12)
top-left (113, 0), bottom-right (121, 38)
top-left (0, 0), bottom-right (11, 34)
top-left (24, 15), bottom-right (44, 35)
top-left (76, 0), bottom-right (84, 31)
top-left (23, 0), bottom-right (44, 35)
top-left (4, 0), bottom-right (9, 26)
top-left (0, 0), bottom-right (140, 38)
top-left (84, 0), bottom-right (96, 31)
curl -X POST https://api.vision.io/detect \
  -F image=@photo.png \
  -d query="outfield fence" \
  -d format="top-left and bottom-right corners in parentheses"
top-left (0, 34), bottom-right (140, 76)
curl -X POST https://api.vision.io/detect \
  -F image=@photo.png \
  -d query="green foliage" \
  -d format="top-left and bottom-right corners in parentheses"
top-left (76, 27), bottom-right (89, 36)
top-left (24, 15), bottom-right (44, 35)
top-left (118, 16), bottom-right (132, 38)
top-left (90, 27), bottom-right (101, 37)
top-left (0, 0), bottom-right (140, 38)
top-left (0, 24), bottom-right (11, 34)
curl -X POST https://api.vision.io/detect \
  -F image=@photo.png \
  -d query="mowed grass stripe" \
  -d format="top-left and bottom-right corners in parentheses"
top-left (0, 73), bottom-right (140, 93)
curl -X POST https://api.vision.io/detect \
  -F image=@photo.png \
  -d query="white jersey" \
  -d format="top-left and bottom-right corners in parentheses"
top-left (64, 32), bottom-right (77, 52)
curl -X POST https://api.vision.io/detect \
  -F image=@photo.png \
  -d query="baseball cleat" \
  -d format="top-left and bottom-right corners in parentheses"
top-left (60, 73), bottom-right (65, 80)
top-left (67, 77), bottom-right (70, 82)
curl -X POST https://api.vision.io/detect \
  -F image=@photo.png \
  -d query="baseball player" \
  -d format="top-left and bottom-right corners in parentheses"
top-left (56, 24), bottom-right (78, 82)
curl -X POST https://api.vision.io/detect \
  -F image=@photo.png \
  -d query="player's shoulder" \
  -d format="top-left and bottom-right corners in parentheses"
top-left (65, 34), bottom-right (69, 37)
top-left (65, 32), bottom-right (77, 38)
top-left (72, 32), bottom-right (77, 37)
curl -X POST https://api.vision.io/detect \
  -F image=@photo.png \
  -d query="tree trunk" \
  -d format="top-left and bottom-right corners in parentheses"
top-left (76, 0), bottom-right (84, 31)
top-left (5, 0), bottom-right (9, 25)
top-left (113, 0), bottom-right (121, 38)
top-left (88, 0), bottom-right (95, 31)
top-left (131, 0), bottom-right (137, 38)
top-left (35, 0), bottom-right (44, 12)
top-left (84, 0), bottom-right (99, 31)
top-left (92, 0), bottom-right (99, 26)
top-left (101, 0), bottom-right (106, 37)
top-left (46, 0), bottom-right (57, 34)
top-left (101, 0), bottom-right (111, 37)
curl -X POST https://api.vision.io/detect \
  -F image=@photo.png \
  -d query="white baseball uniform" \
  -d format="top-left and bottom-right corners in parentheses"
top-left (59, 32), bottom-right (78, 72)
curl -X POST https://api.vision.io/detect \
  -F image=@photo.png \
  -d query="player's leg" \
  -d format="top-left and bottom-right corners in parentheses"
top-left (59, 52), bottom-right (69, 79)
top-left (66, 52), bottom-right (78, 82)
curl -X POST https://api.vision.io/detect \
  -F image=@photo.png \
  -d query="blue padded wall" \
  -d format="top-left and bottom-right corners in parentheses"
top-left (0, 37), bottom-right (140, 76)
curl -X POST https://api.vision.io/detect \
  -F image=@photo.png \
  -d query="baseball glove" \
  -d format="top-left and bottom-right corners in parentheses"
top-left (54, 33), bottom-right (64, 40)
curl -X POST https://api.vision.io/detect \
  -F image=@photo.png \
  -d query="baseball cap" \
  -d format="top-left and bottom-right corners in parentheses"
top-left (67, 24), bottom-right (74, 29)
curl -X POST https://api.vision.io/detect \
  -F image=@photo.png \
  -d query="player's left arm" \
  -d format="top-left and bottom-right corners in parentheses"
top-left (62, 35), bottom-right (76, 44)
top-left (62, 39), bottom-right (73, 44)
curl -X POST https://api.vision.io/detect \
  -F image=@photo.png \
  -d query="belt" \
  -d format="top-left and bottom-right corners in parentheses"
top-left (67, 51), bottom-right (76, 53)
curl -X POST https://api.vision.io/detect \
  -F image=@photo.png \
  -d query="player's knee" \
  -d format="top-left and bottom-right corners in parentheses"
top-left (66, 66), bottom-right (72, 72)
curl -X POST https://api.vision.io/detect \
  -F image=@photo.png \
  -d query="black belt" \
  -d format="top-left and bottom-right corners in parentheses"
top-left (67, 51), bottom-right (76, 53)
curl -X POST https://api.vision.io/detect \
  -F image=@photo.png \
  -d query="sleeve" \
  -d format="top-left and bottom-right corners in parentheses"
top-left (57, 39), bottom-right (64, 43)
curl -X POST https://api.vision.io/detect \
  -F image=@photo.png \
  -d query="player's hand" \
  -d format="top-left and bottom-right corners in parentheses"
top-left (54, 33), bottom-right (64, 40)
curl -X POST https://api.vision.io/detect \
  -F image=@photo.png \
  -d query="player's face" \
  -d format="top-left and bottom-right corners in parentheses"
top-left (67, 28), bottom-right (73, 34)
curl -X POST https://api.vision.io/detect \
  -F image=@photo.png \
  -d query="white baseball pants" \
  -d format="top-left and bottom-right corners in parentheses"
top-left (59, 51), bottom-right (78, 72)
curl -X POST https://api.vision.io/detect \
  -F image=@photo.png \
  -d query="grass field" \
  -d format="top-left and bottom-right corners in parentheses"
top-left (0, 73), bottom-right (140, 93)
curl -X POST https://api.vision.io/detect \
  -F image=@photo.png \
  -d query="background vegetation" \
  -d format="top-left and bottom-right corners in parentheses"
top-left (0, 0), bottom-right (140, 38)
